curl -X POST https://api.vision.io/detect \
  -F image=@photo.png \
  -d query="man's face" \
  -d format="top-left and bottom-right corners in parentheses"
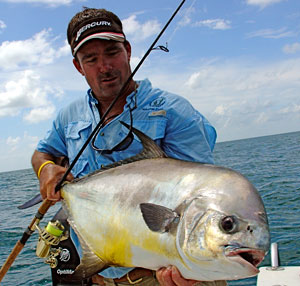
top-left (73, 39), bottom-right (131, 101)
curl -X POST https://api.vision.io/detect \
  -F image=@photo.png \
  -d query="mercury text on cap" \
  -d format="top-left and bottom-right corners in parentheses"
top-left (76, 21), bottom-right (112, 42)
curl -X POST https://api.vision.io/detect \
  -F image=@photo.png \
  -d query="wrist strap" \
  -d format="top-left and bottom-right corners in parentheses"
top-left (37, 161), bottom-right (55, 179)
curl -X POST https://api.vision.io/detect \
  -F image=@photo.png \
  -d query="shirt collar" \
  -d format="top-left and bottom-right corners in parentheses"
top-left (87, 89), bottom-right (99, 105)
top-left (86, 78), bottom-right (152, 109)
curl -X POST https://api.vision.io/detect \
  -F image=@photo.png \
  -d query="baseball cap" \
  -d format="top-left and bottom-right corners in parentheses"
top-left (67, 8), bottom-right (126, 56)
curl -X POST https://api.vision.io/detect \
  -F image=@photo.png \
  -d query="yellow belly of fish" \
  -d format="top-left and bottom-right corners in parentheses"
top-left (74, 205), bottom-right (178, 267)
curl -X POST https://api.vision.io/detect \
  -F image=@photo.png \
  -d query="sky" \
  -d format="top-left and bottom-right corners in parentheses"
top-left (0, 0), bottom-right (299, 172)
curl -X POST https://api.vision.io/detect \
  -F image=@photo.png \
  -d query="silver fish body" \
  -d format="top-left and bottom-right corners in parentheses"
top-left (61, 126), bottom-right (270, 281)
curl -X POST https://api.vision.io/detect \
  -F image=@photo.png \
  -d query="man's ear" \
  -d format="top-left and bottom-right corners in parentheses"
top-left (124, 41), bottom-right (131, 62)
top-left (73, 58), bottom-right (85, 76)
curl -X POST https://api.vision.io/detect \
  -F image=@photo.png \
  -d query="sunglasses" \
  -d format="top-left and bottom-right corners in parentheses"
top-left (91, 90), bottom-right (137, 155)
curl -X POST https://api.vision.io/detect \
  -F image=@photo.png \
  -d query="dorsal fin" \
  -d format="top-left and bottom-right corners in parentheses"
top-left (109, 121), bottom-right (166, 162)
top-left (71, 121), bottom-right (167, 183)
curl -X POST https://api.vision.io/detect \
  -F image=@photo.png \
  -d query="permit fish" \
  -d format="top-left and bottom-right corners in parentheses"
top-left (61, 122), bottom-right (270, 281)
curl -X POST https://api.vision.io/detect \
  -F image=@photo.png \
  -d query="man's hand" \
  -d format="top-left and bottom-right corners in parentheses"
top-left (39, 163), bottom-right (74, 201)
top-left (156, 266), bottom-right (227, 286)
top-left (156, 266), bottom-right (199, 286)
top-left (32, 150), bottom-right (74, 202)
top-left (91, 274), bottom-right (105, 285)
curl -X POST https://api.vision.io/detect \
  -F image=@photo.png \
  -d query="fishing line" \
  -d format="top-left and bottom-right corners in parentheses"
top-left (165, 0), bottom-right (196, 45)
top-left (151, 0), bottom-right (196, 54)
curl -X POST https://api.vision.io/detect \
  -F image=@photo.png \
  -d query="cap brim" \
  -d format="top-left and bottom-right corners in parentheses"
top-left (73, 32), bottom-right (125, 56)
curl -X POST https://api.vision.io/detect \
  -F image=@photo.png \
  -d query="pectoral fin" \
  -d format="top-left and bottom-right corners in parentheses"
top-left (140, 203), bottom-right (180, 233)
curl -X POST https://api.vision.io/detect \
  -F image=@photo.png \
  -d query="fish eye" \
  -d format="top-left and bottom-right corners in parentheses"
top-left (220, 216), bottom-right (238, 233)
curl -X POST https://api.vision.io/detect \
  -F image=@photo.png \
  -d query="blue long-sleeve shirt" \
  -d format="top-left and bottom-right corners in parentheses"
top-left (36, 78), bottom-right (217, 278)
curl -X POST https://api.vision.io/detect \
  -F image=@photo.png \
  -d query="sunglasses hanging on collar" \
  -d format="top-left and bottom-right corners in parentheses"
top-left (91, 87), bottom-right (137, 155)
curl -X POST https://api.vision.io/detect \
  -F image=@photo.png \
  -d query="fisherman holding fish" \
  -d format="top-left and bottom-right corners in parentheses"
top-left (31, 7), bottom-right (227, 286)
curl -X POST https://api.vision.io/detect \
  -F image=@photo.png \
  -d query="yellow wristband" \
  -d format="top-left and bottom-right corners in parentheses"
top-left (37, 160), bottom-right (55, 179)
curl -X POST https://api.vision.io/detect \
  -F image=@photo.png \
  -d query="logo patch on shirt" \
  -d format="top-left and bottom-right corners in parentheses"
top-left (149, 110), bottom-right (166, 117)
top-left (150, 97), bottom-right (166, 108)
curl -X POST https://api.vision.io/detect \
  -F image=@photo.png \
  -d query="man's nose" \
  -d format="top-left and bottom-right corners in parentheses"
top-left (97, 57), bottom-right (112, 73)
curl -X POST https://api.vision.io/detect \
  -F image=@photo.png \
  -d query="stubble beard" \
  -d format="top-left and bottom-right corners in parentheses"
top-left (95, 70), bottom-right (125, 101)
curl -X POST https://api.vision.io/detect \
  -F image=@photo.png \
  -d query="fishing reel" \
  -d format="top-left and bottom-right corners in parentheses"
top-left (35, 220), bottom-right (69, 268)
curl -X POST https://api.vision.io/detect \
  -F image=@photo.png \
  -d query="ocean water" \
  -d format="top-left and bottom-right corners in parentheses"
top-left (0, 131), bottom-right (299, 286)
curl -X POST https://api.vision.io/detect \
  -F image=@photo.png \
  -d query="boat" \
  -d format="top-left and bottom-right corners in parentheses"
top-left (257, 242), bottom-right (300, 286)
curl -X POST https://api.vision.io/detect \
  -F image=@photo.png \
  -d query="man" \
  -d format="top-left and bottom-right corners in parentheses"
top-left (32, 7), bottom-right (225, 286)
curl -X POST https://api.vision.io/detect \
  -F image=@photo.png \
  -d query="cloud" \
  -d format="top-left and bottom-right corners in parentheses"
top-left (0, 20), bottom-right (6, 33)
top-left (24, 105), bottom-right (56, 123)
top-left (1, 132), bottom-right (39, 171)
top-left (122, 14), bottom-right (161, 42)
top-left (164, 5), bottom-right (197, 44)
top-left (6, 136), bottom-right (21, 151)
top-left (177, 4), bottom-right (197, 27)
top-left (194, 19), bottom-right (231, 30)
top-left (0, 0), bottom-right (76, 6)
top-left (167, 57), bottom-right (300, 140)
top-left (0, 29), bottom-right (67, 70)
top-left (246, 0), bottom-right (285, 9)
top-left (24, 132), bottom-right (40, 149)
top-left (283, 42), bottom-right (300, 54)
top-left (0, 70), bottom-right (59, 122)
top-left (246, 27), bottom-right (295, 39)
top-left (5, 132), bottom-right (39, 152)
top-left (213, 105), bottom-right (227, 116)
top-left (185, 58), bottom-right (300, 97)
top-left (278, 103), bottom-right (300, 114)
top-left (57, 40), bottom-right (71, 57)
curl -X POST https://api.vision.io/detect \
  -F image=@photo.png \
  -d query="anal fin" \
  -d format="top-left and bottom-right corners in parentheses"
top-left (63, 206), bottom-right (107, 279)
top-left (73, 249), bottom-right (107, 280)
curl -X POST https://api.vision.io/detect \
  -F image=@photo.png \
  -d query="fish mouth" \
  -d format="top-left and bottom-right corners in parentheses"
top-left (225, 247), bottom-right (265, 273)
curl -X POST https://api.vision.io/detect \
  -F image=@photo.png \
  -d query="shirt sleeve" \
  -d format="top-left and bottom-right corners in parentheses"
top-left (36, 112), bottom-right (68, 157)
top-left (163, 96), bottom-right (217, 164)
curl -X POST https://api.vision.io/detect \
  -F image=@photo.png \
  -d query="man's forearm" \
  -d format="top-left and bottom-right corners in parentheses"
top-left (31, 150), bottom-right (56, 177)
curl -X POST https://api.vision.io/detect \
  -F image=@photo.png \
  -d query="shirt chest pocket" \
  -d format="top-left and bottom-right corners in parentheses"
top-left (65, 121), bottom-right (92, 162)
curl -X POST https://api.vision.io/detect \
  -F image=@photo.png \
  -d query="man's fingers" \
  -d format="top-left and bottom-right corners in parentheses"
top-left (171, 266), bottom-right (199, 286)
top-left (156, 266), bottom-right (176, 286)
top-left (156, 266), bottom-right (201, 286)
top-left (91, 274), bottom-right (105, 285)
top-left (66, 172), bottom-right (74, 182)
top-left (46, 185), bottom-right (61, 202)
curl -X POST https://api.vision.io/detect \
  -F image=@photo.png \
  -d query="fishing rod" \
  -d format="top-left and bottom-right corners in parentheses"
top-left (0, 0), bottom-right (186, 282)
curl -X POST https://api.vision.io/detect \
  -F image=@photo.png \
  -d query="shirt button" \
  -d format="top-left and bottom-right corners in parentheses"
top-left (100, 132), bottom-right (104, 136)
top-left (101, 164), bottom-right (105, 168)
